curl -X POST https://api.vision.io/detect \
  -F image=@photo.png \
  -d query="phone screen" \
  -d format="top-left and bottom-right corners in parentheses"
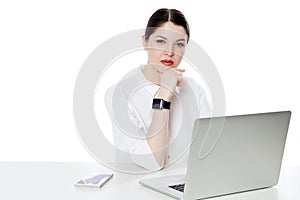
top-left (75, 173), bottom-right (113, 188)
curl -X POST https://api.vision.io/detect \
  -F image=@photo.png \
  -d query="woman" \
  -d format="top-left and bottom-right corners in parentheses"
top-left (105, 8), bottom-right (212, 171)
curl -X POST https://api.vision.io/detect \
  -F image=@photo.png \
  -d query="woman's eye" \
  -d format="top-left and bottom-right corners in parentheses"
top-left (176, 42), bottom-right (185, 48)
top-left (156, 39), bottom-right (166, 44)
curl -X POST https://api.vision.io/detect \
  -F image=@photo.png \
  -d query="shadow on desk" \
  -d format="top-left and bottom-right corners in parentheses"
top-left (217, 187), bottom-right (279, 200)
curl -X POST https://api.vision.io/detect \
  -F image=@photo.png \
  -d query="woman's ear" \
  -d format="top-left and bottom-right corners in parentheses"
top-left (142, 35), bottom-right (148, 51)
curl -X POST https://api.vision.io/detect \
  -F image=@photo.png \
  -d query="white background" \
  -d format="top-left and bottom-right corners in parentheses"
top-left (0, 0), bottom-right (299, 166)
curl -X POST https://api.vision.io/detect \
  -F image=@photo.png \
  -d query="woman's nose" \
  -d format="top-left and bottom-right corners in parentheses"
top-left (164, 45), bottom-right (174, 56)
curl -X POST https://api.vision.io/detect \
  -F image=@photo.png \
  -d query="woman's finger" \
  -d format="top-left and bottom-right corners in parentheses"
top-left (176, 68), bottom-right (185, 73)
top-left (176, 73), bottom-right (184, 87)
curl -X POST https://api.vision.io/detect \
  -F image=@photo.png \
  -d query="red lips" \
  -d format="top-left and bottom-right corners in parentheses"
top-left (160, 60), bottom-right (174, 66)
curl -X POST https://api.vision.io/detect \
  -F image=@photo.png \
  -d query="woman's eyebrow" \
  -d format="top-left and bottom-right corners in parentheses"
top-left (155, 35), bottom-right (186, 42)
top-left (176, 39), bottom-right (186, 42)
top-left (155, 35), bottom-right (168, 40)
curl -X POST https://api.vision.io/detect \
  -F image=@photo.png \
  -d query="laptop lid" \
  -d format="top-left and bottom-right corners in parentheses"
top-left (183, 111), bottom-right (291, 199)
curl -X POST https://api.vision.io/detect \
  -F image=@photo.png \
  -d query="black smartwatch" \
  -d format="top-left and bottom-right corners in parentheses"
top-left (152, 98), bottom-right (171, 110)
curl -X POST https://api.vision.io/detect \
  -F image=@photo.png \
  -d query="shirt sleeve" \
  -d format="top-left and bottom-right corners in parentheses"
top-left (188, 78), bottom-right (213, 118)
top-left (104, 85), bottom-right (162, 171)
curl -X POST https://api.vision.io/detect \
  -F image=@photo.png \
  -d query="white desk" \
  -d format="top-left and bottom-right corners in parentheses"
top-left (0, 162), bottom-right (299, 200)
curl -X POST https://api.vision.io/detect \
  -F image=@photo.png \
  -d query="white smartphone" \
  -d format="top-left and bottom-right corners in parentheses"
top-left (74, 173), bottom-right (113, 188)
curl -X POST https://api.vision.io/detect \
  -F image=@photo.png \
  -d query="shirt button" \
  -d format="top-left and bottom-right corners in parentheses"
top-left (167, 155), bottom-right (170, 159)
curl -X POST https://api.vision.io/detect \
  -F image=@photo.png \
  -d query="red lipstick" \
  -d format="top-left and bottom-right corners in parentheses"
top-left (161, 60), bottom-right (174, 66)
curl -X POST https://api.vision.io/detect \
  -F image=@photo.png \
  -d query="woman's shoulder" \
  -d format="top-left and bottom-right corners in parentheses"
top-left (105, 66), bottom-right (147, 101)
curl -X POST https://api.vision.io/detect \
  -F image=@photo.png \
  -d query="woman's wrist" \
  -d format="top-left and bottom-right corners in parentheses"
top-left (157, 87), bottom-right (173, 101)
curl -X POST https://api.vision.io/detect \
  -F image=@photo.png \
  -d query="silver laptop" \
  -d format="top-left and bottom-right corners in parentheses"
top-left (139, 111), bottom-right (291, 200)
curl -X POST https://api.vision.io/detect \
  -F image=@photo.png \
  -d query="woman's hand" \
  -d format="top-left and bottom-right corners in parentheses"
top-left (152, 64), bottom-right (185, 101)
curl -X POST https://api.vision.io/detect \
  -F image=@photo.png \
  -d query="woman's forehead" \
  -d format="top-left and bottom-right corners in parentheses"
top-left (151, 28), bottom-right (187, 41)
top-left (150, 22), bottom-right (187, 40)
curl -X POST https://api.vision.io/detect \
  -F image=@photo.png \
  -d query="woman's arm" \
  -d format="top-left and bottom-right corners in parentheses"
top-left (146, 87), bottom-right (172, 168)
top-left (146, 65), bottom-right (184, 168)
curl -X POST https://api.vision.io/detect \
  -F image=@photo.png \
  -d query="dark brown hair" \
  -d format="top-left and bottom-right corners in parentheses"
top-left (145, 8), bottom-right (190, 43)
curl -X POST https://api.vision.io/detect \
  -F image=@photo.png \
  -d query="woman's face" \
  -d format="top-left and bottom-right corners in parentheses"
top-left (143, 22), bottom-right (188, 68)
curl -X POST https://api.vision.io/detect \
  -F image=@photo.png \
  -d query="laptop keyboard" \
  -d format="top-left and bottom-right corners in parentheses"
top-left (169, 183), bottom-right (185, 193)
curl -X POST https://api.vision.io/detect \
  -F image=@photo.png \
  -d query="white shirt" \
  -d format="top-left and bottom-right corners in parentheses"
top-left (105, 65), bottom-right (212, 171)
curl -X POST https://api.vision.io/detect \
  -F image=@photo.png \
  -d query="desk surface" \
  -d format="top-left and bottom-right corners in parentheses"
top-left (0, 162), bottom-right (299, 200)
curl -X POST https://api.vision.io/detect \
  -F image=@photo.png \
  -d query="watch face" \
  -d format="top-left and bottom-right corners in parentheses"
top-left (152, 103), bottom-right (162, 109)
top-left (152, 98), bottom-right (162, 110)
